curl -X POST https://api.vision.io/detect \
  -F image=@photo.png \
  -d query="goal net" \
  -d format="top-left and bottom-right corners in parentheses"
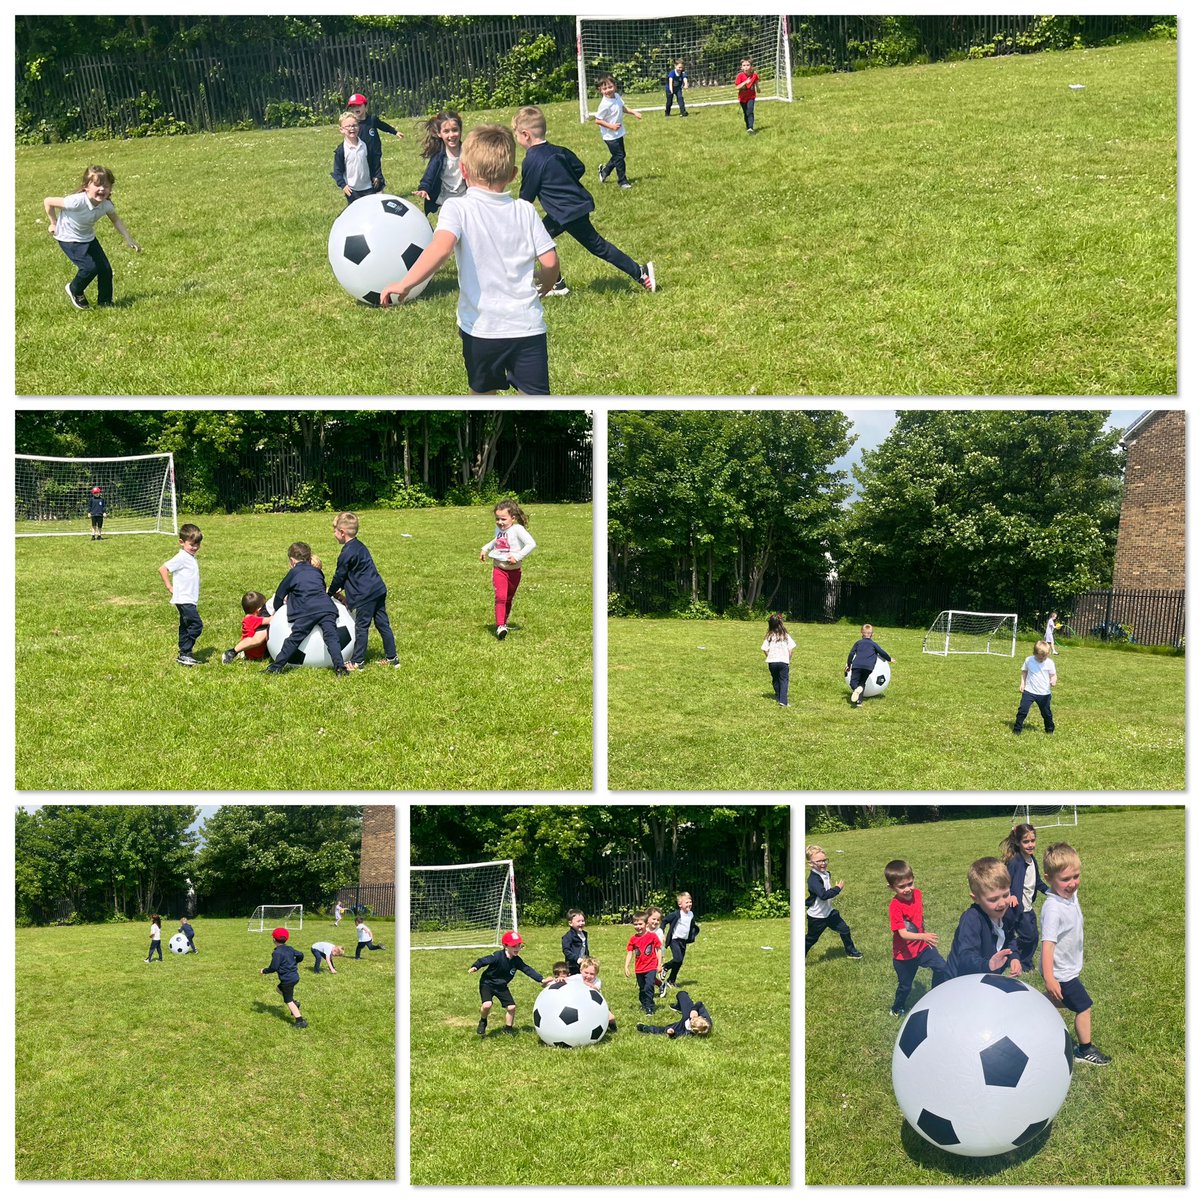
top-left (922, 610), bottom-right (1017, 657)
top-left (576, 15), bottom-right (792, 121)
top-left (410, 859), bottom-right (518, 950)
top-left (15, 452), bottom-right (177, 537)
top-left (248, 904), bottom-right (304, 932)
top-left (1012, 805), bottom-right (1078, 830)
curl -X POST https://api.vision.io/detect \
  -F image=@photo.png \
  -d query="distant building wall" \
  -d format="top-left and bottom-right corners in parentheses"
top-left (1113, 410), bottom-right (1185, 590)
top-left (360, 806), bottom-right (396, 885)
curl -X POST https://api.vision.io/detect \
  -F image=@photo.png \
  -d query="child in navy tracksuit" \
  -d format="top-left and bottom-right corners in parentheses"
top-left (845, 622), bottom-right (895, 706)
top-left (885, 859), bottom-right (950, 1015)
top-left (346, 92), bottom-right (403, 192)
top-left (562, 909), bottom-right (589, 975)
top-left (469, 930), bottom-right (546, 1036)
top-left (329, 511), bottom-right (398, 670)
top-left (659, 892), bottom-right (700, 994)
top-left (1001, 822), bottom-right (1049, 969)
top-left (179, 917), bottom-right (197, 954)
top-left (947, 857), bottom-right (1023, 977)
top-left (512, 106), bottom-right (655, 296)
top-left (805, 845), bottom-right (862, 959)
top-left (332, 111), bottom-right (383, 203)
top-left (636, 991), bottom-right (712, 1037)
top-left (260, 927), bottom-right (307, 1028)
top-left (87, 487), bottom-right (106, 540)
top-left (415, 110), bottom-right (466, 216)
top-left (265, 542), bottom-right (348, 674)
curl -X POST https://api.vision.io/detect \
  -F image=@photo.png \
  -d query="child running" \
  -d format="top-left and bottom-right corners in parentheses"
top-left (380, 125), bottom-right (559, 395)
top-left (414, 110), bottom-right (467, 216)
top-left (946, 857), bottom-right (1022, 977)
top-left (513, 105), bottom-right (655, 294)
top-left (260, 927), bottom-right (307, 1028)
top-left (346, 92), bottom-right (404, 189)
top-left (480, 499), bottom-right (535, 640)
top-left (468, 929), bottom-right (547, 1037)
top-left (221, 591), bottom-right (271, 664)
top-left (624, 911), bottom-right (663, 1014)
top-left (331, 112), bottom-right (382, 204)
top-left (885, 859), bottom-right (949, 1016)
top-left (87, 486), bottom-right (106, 540)
top-left (44, 165), bottom-right (141, 309)
top-left (660, 892), bottom-right (699, 993)
top-left (805, 845), bottom-right (863, 960)
top-left (1014, 639), bottom-right (1057, 734)
top-left (354, 916), bottom-right (386, 958)
top-left (594, 75), bottom-right (643, 188)
top-left (845, 622), bottom-right (895, 707)
top-left (762, 613), bottom-right (796, 707)
top-left (1000, 822), bottom-right (1049, 973)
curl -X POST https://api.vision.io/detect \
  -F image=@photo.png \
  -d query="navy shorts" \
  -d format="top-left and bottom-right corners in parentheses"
top-left (479, 981), bottom-right (516, 1008)
top-left (460, 329), bottom-right (549, 395)
top-left (1054, 975), bottom-right (1093, 1013)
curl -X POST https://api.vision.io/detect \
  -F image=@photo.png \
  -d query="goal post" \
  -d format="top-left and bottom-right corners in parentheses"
top-left (922, 610), bottom-right (1018, 658)
top-left (410, 859), bottom-right (518, 950)
top-left (576, 14), bottom-right (792, 122)
top-left (15, 452), bottom-right (177, 537)
top-left (248, 904), bottom-right (304, 932)
top-left (1012, 805), bottom-right (1078, 830)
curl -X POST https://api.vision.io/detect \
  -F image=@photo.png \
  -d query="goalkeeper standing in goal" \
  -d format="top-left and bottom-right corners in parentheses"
top-left (845, 623), bottom-right (895, 707)
top-left (87, 486), bottom-right (106, 540)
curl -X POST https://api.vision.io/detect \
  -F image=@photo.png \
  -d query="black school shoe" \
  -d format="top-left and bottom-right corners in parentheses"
top-left (294, 1018), bottom-right (309, 1029)
top-left (477, 1020), bottom-right (488, 1037)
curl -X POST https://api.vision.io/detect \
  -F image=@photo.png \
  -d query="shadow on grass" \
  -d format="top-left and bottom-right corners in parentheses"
top-left (252, 999), bottom-right (297, 1026)
top-left (898, 1118), bottom-right (1052, 1177)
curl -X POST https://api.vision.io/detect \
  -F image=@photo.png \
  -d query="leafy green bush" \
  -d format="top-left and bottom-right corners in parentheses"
top-left (805, 809), bottom-right (851, 835)
top-left (671, 597), bottom-right (719, 621)
top-left (264, 99), bottom-right (321, 128)
top-left (732, 884), bottom-right (790, 920)
top-left (847, 16), bottom-right (921, 67)
top-left (376, 479), bottom-right (438, 509)
top-left (180, 487), bottom-right (220, 514)
top-left (250, 479), bottom-right (333, 513)
top-left (444, 475), bottom-right (506, 507)
top-left (608, 591), bottom-right (635, 618)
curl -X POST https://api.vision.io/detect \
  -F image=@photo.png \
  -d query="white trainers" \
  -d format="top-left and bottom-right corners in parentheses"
top-left (640, 262), bottom-right (657, 293)
top-left (497, 625), bottom-right (508, 640)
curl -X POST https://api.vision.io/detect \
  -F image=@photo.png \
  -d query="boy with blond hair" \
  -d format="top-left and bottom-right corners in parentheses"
top-left (1041, 842), bottom-right (1109, 1064)
top-left (946, 857), bottom-right (1023, 977)
top-left (1014, 639), bottom-right (1057, 734)
top-left (380, 125), bottom-right (559, 395)
top-left (660, 893), bottom-right (699, 993)
top-left (159, 523), bottom-right (204, 667)
top-left (512, 106), bottom-right (655, 296)
top-left (329, 511), bottom-right (398, 670)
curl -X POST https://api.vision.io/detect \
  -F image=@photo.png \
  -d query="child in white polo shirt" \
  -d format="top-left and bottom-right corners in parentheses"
top-left (44, 165), bottom-right (141, 309)
top-left (1014, 639), bottom-right (1057, 734)
top-left (158, 523), bottom-right (203, 667)
top-left (380, 125), bottom-right (559, 395)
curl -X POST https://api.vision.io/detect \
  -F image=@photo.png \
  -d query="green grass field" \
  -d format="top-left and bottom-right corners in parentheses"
top-left (410, 917), bottom-right (790, 1184)
top-left (16, 916), bottom-right (395, 1179)
top-left (16, 505), bottom-right (591, 789)
top-left (804, 807), bottom-right (1184, 1184)
top-left (16, 40), bottom-right (1175, 395)
top-left (608, 619), bottom-right (1184, 790)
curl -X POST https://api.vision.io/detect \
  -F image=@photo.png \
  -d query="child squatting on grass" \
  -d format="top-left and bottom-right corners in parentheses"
top-left (762, 613), bottom-right (796, 707)
top-left (947, 857), bottom-right (1023, 977)
top-left (159, 523), bottom-right (203, 668)
top-left (1001, 822), bottom-right (1050, 971)
top-left (261, 926), bottom-right (307, 1028)
top-left (330, 511), bottom-right (399, 670)
top-left (1014, 639), bottom-right (1057, 734)
top-left (805, 845), bottom-right (863, 960)
top-left (222, 591), bottom-right (271, 664)
top-left (885, 859), bottom-right (950, 1017)
top-left (844, 622), bottom-right (895, 707)
top-left (480, 499), bottom-right (535, 640)
top-left (1041, 842), bottom-right (1110, 1064)
top-left (469, 929), bottom-right (547, 1037)
top-left (380, 125), bottom-right (559, 396)
top-left (311, 940), bottom-right (345, 974)
top-left (265, 542), bottom-right (348, 675)
top-left (44, 165), bottom-right (141, 309)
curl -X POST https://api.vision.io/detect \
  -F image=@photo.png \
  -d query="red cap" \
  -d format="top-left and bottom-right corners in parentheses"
top-left (501, 930), bottom-right (523, 947)
top-left (92, 486), bottom-right (102, 494)
top-left (272, 927), bottom-right (290, 941)
top-left (348, 93), bottom-right (368, 107)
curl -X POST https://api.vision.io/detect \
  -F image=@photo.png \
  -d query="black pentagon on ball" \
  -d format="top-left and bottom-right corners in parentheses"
top-left (548, 980), bottom-right (568, 990)
top-left (1013, 1118), bottom-right (1049, 1147)
top-left (898, 1009), bottom-right (929, 1058)
top-left (559, 1006), bottom-right (580, 1025)
top-left (980, 1035), bottom-right (1028, 1088)
top-left (587, 989), bottom-right (604, 1006)
top-left (589, 1024), bottom-right (605, 1041)
top-left (362, 291), bottom-right (382, 307)
top-left (1064, 1028), bottom-right (1073, 1074)
top-left (401, 242), bottom-right (424, 270)
top-left (343, 234), bottom-right (370, 266)
top-left (381, 198), bottom-right (411, 217)
top-left (981, 973), bottom-right (1026, 995)
top-left (533, 1009), bottom-right (542, 1028)
top-left (916, 1109), bottom-right (960, 1146)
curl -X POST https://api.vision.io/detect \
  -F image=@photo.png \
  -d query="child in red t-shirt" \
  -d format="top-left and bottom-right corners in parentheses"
top-left (735, 57), bottom-right (760, 134)
top-left (624, 911), bottom-right (664, 1014)
top-left (886, 858), bottom-right (950, 1016)
top-left (221, 590), bottom-right (272, 664)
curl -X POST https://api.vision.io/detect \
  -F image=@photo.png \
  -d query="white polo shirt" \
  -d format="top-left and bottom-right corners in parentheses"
top-left (342, 139), bottom-right (371, 191)
top-left (1041, 890), bottom-right (1084, 981)
top-left (1022, 654), bottom-right (1057, 696)
top-left (55, 192), bottom-right (115, 244)
top-left (163, 551), bottom-right (200, 606)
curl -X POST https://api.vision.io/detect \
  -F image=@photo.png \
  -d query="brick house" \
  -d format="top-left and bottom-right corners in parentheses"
top-left (1113, 409), bottom-right (1185, 589)
top-left (336, 806), bottom-right (395, 916)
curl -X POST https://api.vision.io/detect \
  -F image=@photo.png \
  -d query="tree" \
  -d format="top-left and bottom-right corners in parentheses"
top-left (839, 411), bottom-right (1124, 614)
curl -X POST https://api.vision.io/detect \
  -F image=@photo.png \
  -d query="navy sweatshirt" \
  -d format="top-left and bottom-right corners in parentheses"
top-left (846, 637), bottom-right (892, 671)
top-left (328, 538), bottom-right (387, 606)
top-left (947, 903), bottom-right (1019, 977)
top-left (263, 944), bottom-right (304, 983)
top-left (471, 949), bottom-right (544, 989)
top-left (518, 140), bottom-right (594, 226)
top-left (273, 562), bottom-right (337, 622)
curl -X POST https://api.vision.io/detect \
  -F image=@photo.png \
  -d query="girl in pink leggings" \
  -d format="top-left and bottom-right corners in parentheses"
top-left (479, 500), bottom-right (536, 639)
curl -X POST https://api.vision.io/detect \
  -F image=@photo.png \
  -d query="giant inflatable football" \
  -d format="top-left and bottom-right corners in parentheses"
top-left (846, 657), bottom-right (891, 698)
top-left (267, 599), bottom-right (356, 668)
top-left (533, 977), bottom-right (611, 1048)
top-left (328, 194), bottom-right (435, 306)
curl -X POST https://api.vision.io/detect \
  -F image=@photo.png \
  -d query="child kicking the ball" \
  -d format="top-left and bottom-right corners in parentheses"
top-left (946, 858), bottom-right (1023, 978)
top-left (264, 543), bottom-right (348, 675)
top-left (468, 929), bottom-right (548, 1036)
top-left (636, 991), bottom-right (712, 1037)
top-left (261, 927), bottom-right (307, 1028)
top-left (380, 124), bottom-right (559, 395)
top-left (480, 499), bottom-right (535, 639)
top-left (329, 511), bottom-right (399, 670)
top-left (1041, 842), bottom-right (1109, 1064)
top-left (512, 106), bottom-right (656, 295)
top-left (845, 623), bottom-right (895, 707)
top-left (805, 845), bottom-right (863, 960)
top-left (221, 591), bottom-right (271, 664)
top-left (885, 859), bottom-right (949, 1016)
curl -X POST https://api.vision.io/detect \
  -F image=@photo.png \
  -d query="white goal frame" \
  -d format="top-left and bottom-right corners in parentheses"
top-left (1012, 805), bottom-right (1078, 830)
top-left (15, 452), bottom-right (177, 537)
top-left (248, 904), bottom-right (304, 932)
top-left (576, 15), bottom-right (792, 122)
top-left (922, 610), bottom-right (1018, 658)
top-left (410, 859), bottom-right (518, 950)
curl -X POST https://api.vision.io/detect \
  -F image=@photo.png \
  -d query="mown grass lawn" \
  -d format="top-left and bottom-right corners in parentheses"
top-left (16, 505), bottom-right (591, 790)
top-left (15, 39), bottom-right (1175, 395)
top-left (804, 807), bottom-right (1184, 1184)
top-left (16, 917), bottom-right (395, 1180)
top-left (608, 619), bottom-right (1184, 791)
top-left (410, 917), bottom-right (790, 1184)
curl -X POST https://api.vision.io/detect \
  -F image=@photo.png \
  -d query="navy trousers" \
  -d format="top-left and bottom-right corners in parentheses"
top-left (543, 214), bottom-right (641, 282)
top-left (351, 594), bottom-right (397, 664)
top-left (768, 661), bottom-right (790, 705)
top-left (805, 908), bottom-right (858, 956)
top-left (176, 604), bottom-right (203, 655)
top-left (600, 136), bottom-right (628, 184)
top-left (892, 944), bottom-right (951, 1011)
top-left (275, 610), bottom-right (346, 670)
top-left (1015, 691), bottom-right (1054, 733)
top-left (60, 238), bottom-right (113, 304)
top-left (665, 937), bottom-right (688, 984)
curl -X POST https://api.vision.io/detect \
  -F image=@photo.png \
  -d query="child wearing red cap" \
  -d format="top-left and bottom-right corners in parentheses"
top-left (87, 486), bottom-right (106, 540)
top-left (260, 927), bottom-right (307, 1028)
top-left (346, 93), bottom-right (404, 192)
top-left (468, 930), bottom-right (547, 1037)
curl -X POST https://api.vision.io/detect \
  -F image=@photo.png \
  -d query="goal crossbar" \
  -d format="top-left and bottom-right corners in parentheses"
top-left (410, 859), bottom-right (517, 950)
top-left (922, 610), bottom-right (1018, 658)
top-left (248, 903), bottom-right (304, 932)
